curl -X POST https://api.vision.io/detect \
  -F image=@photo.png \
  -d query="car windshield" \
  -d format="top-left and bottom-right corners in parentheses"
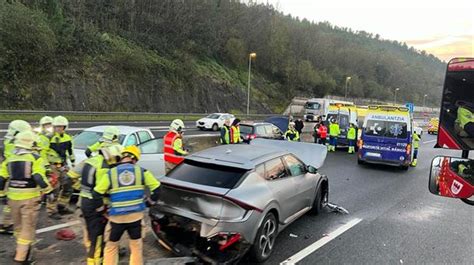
top-left (305, 102), bottom-right (321, 110)
top-left (206, 114), bottom-right (221, 119)
top-left (239, 125), bottom-right (253, 135)
top-left (168, 160), bottom-right (248, 189)
top-left (73, 131), bottom-right (125, 149)
top-left (365, 120), bottom-right (408, 139)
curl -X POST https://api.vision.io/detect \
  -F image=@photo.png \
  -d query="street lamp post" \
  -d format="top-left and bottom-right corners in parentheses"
top-left (247, 52), bottom-right (257, 116)
top-left (423, 94), bottom-right (428, 107)
top-left (394, 87), bottom-right (400, 105)
top-left (344, 76), bottom-right (351, 100)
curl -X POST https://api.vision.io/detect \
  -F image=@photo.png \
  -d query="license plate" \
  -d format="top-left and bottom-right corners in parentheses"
top-left (366, 152), bottom-right (381, 158)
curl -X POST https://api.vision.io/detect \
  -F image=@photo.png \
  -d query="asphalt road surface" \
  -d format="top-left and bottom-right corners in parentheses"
top-left (0, 130), bottom-right (472, 264)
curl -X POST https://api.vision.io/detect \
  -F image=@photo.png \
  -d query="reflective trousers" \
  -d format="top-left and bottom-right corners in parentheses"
top-left (81, 198), bottom-right (108, 265)
top-left (46, 167), bottom-right (72, 214)
top-left (104, 218), bottom-right (144, 265)
top-left (9, 197), bottom-right (41, 262)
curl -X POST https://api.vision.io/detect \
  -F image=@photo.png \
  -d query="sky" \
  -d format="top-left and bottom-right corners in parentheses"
top-left (255, 0), bottom-right (474, 61)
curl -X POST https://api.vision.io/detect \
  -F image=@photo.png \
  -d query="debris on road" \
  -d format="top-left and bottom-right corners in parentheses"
top-left (327, 202), bottom-right (350, 214)
top-left (289, 233), bottom-right (299, 238)
top-left (55, 229), bottom-right (76, 241)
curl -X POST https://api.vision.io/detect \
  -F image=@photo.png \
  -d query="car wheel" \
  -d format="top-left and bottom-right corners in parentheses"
top-left (212, 123), bottom-right (219, 131)
top-left (311, 184), bottom-right (328, 215)
top-left (249, 212), bottom-right (278, 263)
top-left (401, 164), bottom-right (409, 170)
top-left (357, 158), bottom-right (364, 165)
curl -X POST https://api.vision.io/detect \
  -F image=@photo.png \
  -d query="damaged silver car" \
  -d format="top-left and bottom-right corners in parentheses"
top-left (150, 139), bottom-right (328, 264)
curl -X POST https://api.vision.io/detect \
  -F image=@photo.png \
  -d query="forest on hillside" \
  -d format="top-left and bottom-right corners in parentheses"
top-left (0, 0), bottom-right (446, 112)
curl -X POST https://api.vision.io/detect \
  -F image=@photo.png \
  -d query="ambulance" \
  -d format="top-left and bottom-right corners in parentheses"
top-left (358, 105), bottom-right (414, 169)
top-left (326, 103), bottom-right (358, 147)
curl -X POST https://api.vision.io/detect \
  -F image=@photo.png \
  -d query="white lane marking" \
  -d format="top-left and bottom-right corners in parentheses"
top-left (280, 218), bottom-right (362, 265)
top-left (422, 139), bottom-right (436, 144)
top-left (36, 220), bottom-right (81, 234)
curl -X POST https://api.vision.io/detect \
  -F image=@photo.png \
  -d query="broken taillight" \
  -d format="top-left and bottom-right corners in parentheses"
top-left (217, 233), bottom-right (241, 251)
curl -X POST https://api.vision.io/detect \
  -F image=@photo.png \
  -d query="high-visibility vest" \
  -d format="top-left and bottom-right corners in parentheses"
top-left (230, 125), bottom-right (240, 144)
top-left (38, 133), bottom-right (51, 162)
top-left (329, 123), bottom-right (340, 137)
top-left (347, 127), bottom-right (356, 140)
top-left (3, 138), bottom-right (14, 159)
top-left (50, 132), bottom-right (75, 163)
top-left (412, 132), bottom-right (420, 149)
top-left (318, 126), bottom-right (327, 139)
top-left (108, 163), bottom-right (146, 216)
top-left (0, 152), bottom-right (50, 200)
top-left (221, 126), bottom-right (231, 144)
top-left (79, 155), bottom-right (109, 199)
top-left (163, 131), bottom-right (185, 164)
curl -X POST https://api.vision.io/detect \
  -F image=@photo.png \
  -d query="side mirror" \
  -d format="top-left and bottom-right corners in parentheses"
top-left (306, 165), bottom-right (317, 174)
top-left (429, 156), bottom-right (474, 205)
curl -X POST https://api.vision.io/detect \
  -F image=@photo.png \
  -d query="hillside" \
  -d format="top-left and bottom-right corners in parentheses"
top-left (0, 0), bottom-right (446, 113)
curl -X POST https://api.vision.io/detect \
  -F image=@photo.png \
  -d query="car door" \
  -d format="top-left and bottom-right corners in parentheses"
top-left (255, 125), bottom-right (267, 138)
top-left (136, 138), bottom-right (165, 177)
top-left (262, 157), bottom-right (301, 222)
top-left (137, 130), bottom-right (153, 144)
top-left (282, 154), bottom-right (315, 209)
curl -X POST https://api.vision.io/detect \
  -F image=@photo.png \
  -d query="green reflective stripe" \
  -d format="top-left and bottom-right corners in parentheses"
top-left (110, 198), bottom-right (143, 207)
top-left (111, 168), bottom-right (119, 189)
top-left (135, 166), bottom-right (142, 186)
top-left (110, 186), bottom-right (144, 194)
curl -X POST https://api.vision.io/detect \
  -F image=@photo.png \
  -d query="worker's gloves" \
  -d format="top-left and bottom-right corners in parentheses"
top-left (0, 196), bottom-right (7, 205)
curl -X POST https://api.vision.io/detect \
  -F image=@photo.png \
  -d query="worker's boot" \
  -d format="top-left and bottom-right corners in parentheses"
top-left (411, 159), bottom-right (417, 167)
top-left (129, 239), bottom-right (143, 265)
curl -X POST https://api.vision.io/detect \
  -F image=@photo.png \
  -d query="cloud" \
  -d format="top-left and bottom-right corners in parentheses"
top-left (405, 35), bottom-right (474, 61)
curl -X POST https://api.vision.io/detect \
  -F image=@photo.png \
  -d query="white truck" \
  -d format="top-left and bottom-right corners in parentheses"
top-left (303, 98), bottom-right (354, 122)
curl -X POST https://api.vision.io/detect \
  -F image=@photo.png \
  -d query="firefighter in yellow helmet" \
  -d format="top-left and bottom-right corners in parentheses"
top-left (0, 130), bottom-right (52, 263)
top-left (67, 144), bottom-right (123, 265)
top-left (85, 126), bottom-right (121, 158)
top-left (47, 116), bottom-right (75, 218)
top-left (94, 145), bottom-right (160, 265)
top-left (0, 120), bottom-right (31, 235)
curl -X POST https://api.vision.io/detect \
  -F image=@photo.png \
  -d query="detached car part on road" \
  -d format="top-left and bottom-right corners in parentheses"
top-left (150, 139), bottom-right (328, 263)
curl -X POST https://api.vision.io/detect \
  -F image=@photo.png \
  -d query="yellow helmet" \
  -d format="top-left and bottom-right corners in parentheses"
top-left (14, 130), bottom-right (36, 150)
top-left (122, 145), bottom-right (141, 161)
top-left (102, 126), bottom-right (120, 142)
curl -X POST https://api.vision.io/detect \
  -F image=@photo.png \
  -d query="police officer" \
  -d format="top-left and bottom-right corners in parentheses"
top-left (411, 131), bottom-right (420, 167)
top-left (68, 144), bottom-right (124, 265)
top-left (284, 122), bottom-right (300, 141)
top-left (220, 119), bottom-right (232, 144)
top-left (163, 119), bottom-right (188, 173)
top-left (347, 123), bottom-right (357, 154)
top-left (0, 131), bottom-right (52, 263)
top-left (0, 120), bottom-right (31, 234)
top-left (328, 119), bottom-right (340, 152)
top-left (94, 146), bottom-right (160, 265)
top-left (85, 126), bottom-right (121, 158)
top-left (48, 116), bottom-right (75, 217)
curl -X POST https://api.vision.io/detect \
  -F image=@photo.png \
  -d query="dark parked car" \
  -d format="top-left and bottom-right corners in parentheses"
top-left (240, 122), bottom-right (284, 143)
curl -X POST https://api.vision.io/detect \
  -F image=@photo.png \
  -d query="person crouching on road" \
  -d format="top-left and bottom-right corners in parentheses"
top-left (220, 119), bottom-right (232, 144)
top-left (347, 123), bottom-right (357, 154)
top-left (411, 131), bottom-right (420, 167)
top-left (285, 122), bottom-right (300, 141)
top-left (94, 146), bottom-right (160, 265)
top-left (68, 144), bottom-right (124, 265)
top-left (0, 131), bottom-right (52, 264)
top-left (164, 119), bottom-right (188, 173)
top-left (328, 119), bottom-right (340, 152)
top-left (0, 120), bottom-right (31, 235)
top-left (230, 118), bottom-right (242, 144)
top-left (85, 126), bottom-right (121, 158)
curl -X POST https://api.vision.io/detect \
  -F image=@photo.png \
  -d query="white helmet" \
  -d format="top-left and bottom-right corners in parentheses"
top-left (39, 116), bottom-right (54, 126)
top-left (7, 120), bottom-right (31, 139)
top-left (101, 126), bottom-right (120, 142)
top-left (14, 130), bottom-right (36, 150)
top-left (53, 116), bottom-right (69, 128)
top-left (100, 144), bottom-right (124, 164)
top-left (170, 119), bottom-right (185, 132)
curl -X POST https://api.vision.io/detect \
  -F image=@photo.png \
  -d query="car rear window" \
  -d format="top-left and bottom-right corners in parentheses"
top-left (239, 125), bottom-right (254, 135)
top-left (168, 160), bottom-right (249, 189)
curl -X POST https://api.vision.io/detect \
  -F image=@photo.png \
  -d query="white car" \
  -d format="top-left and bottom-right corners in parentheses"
top-left (196, 113), bottom-right (235, 131)
top-left (73, 126), bottom-right (165, 176)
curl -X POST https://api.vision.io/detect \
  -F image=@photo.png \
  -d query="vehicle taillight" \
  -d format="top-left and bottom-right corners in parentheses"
top-left (217, 233), bottom-right (241, 251)
top-left (358, 139), bottom-right (363, 148)
top-left (249, 134), bottom-right (257, 140)
top-left (406, 144), bottom-right (411, 155)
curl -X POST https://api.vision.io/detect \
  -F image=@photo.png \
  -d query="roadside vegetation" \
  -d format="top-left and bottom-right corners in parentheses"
top-left (0, 0), bottom-right (445, 113)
